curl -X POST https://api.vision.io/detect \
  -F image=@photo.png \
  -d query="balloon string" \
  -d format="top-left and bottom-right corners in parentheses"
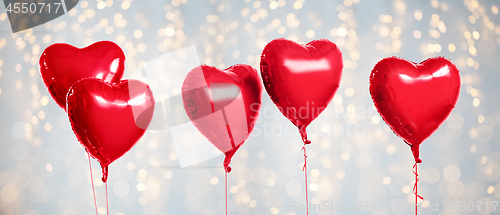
top-left (105, 182), bottom-right (109, 215)
top-left (302, 146), bottom-right (309, 215)
top-left (413, 163), bottom-right (423, 215)
top-left (225, 171), bottom-right (228, 215)
top-left (87, 152), bottom-right (98, 215)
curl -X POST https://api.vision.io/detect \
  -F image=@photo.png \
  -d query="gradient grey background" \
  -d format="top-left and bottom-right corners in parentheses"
top-left (0, 0), bottom-right (499, 214)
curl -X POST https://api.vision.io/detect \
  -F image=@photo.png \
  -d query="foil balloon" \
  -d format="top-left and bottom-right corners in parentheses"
top-left (67, 78), bottom-right (155, 182)
top-left (181, 64), bottom-right (262, 173)
top-left (39, 41), bottom-right (125, 110)
top-left (260, 38), bottom-right (343, 144)
top-left (369, 57), bottom-right (460, 163)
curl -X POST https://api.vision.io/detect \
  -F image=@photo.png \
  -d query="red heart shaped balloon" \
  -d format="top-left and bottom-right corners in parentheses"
top-left (181, 64), bottom-right (262, 172)
top-left (260, 38), bottom-right (343, 144)
top-left (369, 57), bottom-right (461, 163)
top-left (39, 41), bottom-right (125, 110)
top-left (67, 78), bottom-right (155, 182)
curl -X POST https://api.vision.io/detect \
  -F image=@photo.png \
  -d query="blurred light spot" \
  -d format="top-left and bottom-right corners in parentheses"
top-left (386, 145), bottom-right (396, 154)
top-left (243, 196), bottom-right (251, 204)
top-left (448, 44), bottom-right (455, 52)
top-left (127, 162), bottom-right (135, 170)
top-left (230, 185), bottom-right (238, 193)
top-left (45, 163), bottom-right (53, 172)
top-left (285, 180), bottom-right (302, 197)
top-left (321, 124), bottom-right (330, 133)
top-left (210, 177), bottom-right (219, 185)
top-left (473, 98), bottom-right (480, 107)
top-left (44, 123), bottom-right (52, 132)
top-left (487, 186), bottom-right (495, 194)
top-left (134, 30), bottom-right (143, 38)
top-left (269, 2), bottom-right (278, 9)
top-left (306, 30), bottom-right (315, 38)
top-left (294, 2), bottom-right (302, 10)
top-left (470, 145), bottom-right (477, 153)
top-left (137, 183), bottom-right (146, 191)
top-left (270, 207), bottom-right (279, 214)
top-left (113, 180), bottom-right (130, 197)
top-left (478, 115), bottom-right (485, 123)
top-left (121, 1), bottom-right (130, 9)
top-left (383, 177), bottom-right (391, 185)
top-left (355, 152), bottom-right (372, 169)
top-left (337, 27), bottom-right (347, 37)
top-left (464, 31), bottom-right (471, 39)
top-left (311, 169), bottom-right (319, 177)
top-left (135, 150), bottom-right (143, 159)
top-left (138, 169), bottom-right (147, 177)
top-left (425, 167), bottom-right (440, 184)
top-left (402, 186), bottom-right (411, 193)
top-left (341, 152), bottom-right (350, 161)
top-left (414, 10), bottom-right (422, 20)
top-left (164, 171), bottom-right (173, 179)
top-left (169, 152), bottom-right (177, 161)
top-left (337, 171), bottom-right (345, 179)
top-left (443, 165), bottom-right (461, 182)
top-left (1, 185), bottom-right (18, 203)
top-left (309, 183), bottom-right (318, 191)
top-left (257, 151), bottom-right (265, 159)
top-left (473, 31), bottom-right (480, 40)
top-left (447, 181), bottom-right (465, 197)
top-left (41, 96), bottom-right (49, 106)
top-left (344, 88), bottom-right (355, 97)
top-left (267, 178), bottom-right (275, 186)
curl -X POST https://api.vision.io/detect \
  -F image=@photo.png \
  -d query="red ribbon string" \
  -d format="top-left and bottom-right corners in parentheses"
top-left (302, 146), bottom-right (309, 215)
top-left (105, 182), bottom-right (109, 215)
top-left (413, 163), bottom-right (423, 215)
top-left (87, 152), bottom-right (98, 215)
top-left (225, 172), bottom-right (228, 215)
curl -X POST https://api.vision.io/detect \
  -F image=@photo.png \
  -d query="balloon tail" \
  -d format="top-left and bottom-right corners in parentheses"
top-left (223, 155), bottom-right (233, 173)
top-left (302, 146), bottom-right (309, 215)
top-left (411, 144), bottom-right (422, 163)
top-left (298, 126), bottom-right (311, 145)
top-left (87, 152), bottom-right (98, 215)
top-left (105, 181), bottom-right (109, 215)
top-left (221, 109), bottom-right (235, 173)
top-left (413, 163), bottom-right (423, 215)
top-left (225, 171), bottom-right (228, 215)
top-left (101, 164), bottom-right (109, 183)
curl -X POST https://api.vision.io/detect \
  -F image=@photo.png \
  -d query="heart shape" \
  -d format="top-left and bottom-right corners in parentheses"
top-left (260, 38), bottom-right (343, 143)
top-left (181, 64), bottom-right (262, 172)
top-left (369, 57), bottom-right (461, 163)
top-left (67, 78), bottom-right (155, 182)
top-left (39, 41), bottom-right (125, 110)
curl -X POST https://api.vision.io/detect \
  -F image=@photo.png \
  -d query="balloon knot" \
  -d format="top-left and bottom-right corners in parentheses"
top-left (298, 126), bottom-right (311, 145)
top-left (224, 164), bottom-right (232, 173)
top-left (101, 164), bottom-right (109, 183)
top-left (415, 158), bottom-right (422, 163)
top-left (411, 144), bottom-right (422, 163)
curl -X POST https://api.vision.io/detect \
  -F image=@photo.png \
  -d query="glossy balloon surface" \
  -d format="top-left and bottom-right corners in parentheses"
top-left (260, 38), bottom-right (343, 143)
top-left (67, 78), bottom-right (155, 182)
top-left (369, 57), bottom-right (461, 163)
top-left (40, 41), bottom-right (125, 110)
top-left (182, 64), bottom-right (262, 172)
